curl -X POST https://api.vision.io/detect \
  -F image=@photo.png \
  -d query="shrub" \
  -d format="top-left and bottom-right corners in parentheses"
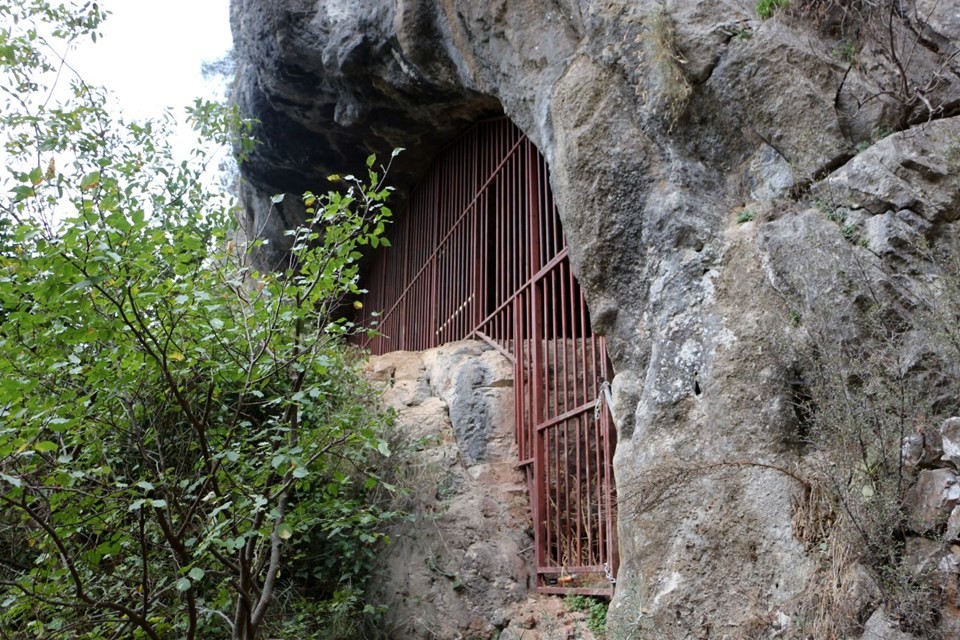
top-left (640, 7), bottom-right (692, 131)
top-left (0, 3), bottom-right (396, 639)
top-left (564, 594), bottom-right (609, 637)
top-left (789, 246), bottom-right (960, 638)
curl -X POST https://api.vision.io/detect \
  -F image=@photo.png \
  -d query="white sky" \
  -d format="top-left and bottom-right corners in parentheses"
top-left (68, 1), bottom-right (233, 120)
top-left (1, 2), bottom-right (235, 222)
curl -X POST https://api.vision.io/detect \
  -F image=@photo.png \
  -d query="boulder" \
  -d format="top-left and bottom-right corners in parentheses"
top-left (860, 607), bottom-right (917, 640)
top-left (941, 417), bottom-right (960, 467)
top-left (948, 506), bottom-right (960, 542)
top-left (903, 468), bottom-right (960, 533)
top-left (902, 428), bottom-right (945, 473)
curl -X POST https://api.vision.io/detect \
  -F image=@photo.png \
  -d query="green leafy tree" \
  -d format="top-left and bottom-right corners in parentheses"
top-left (0, 2), bottom-right (396, 638)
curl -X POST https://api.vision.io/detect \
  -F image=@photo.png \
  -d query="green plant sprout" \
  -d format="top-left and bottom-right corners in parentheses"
top-left (757, 0), bottom-right (789, 19)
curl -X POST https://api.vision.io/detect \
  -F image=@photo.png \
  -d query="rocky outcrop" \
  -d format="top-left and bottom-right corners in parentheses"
top-left (367, 341), bottom-right (606, 640)
top-left (898, 417), bottom-right (960, 637)
top-left (366, 342), bottom-right (531, 639)
top-left (232, 0), bottom-right (960, 636)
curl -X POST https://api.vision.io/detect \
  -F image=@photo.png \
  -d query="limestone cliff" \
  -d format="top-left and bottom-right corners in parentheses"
top-left (231, 0), bottom-right (960, 637)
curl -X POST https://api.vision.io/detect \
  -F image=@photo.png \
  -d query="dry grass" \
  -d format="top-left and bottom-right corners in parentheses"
top-left (790, 469), bottom-right (861, 639)
top-left (791, 466), bottom-right (839, 551)
top-left (636, 6), bottom-right (692, 131)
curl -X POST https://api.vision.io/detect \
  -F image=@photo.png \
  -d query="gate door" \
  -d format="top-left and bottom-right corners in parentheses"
top-left (355, 118), bottom-right (617, 595)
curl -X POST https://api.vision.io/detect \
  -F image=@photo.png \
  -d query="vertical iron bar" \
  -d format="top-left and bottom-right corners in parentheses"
top-left (592, 323), bottom-right (604, 566)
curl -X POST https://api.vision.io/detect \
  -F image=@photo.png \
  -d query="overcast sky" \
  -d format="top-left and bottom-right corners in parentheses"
top-left (69, 1), bottom-right (233, 119)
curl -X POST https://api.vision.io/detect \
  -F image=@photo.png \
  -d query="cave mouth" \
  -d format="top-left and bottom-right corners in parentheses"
top-left (353, 117), bottom-right (618, 596)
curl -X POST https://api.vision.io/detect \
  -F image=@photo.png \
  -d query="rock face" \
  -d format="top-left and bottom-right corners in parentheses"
top-left (366, 342), bottom-right (531, 639)
top-left (232, 0), bottom-right (960, 637)
top-left (366, 341), bottom-right (608, 639)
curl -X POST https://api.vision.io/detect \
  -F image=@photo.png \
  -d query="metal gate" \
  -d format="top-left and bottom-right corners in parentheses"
top-left (354, 118), bottom-right (617, 595)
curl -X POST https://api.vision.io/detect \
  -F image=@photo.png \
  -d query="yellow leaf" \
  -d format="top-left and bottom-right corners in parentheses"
top-left (353, 300), bottom-right (363, 310)
top-left (168, 352), bottom-right (185, 362)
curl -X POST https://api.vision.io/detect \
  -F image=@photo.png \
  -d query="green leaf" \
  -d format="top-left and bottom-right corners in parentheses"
top-left (34, 440), bottom-right (58, 453)
top-left (210, 501), bottom-right (233, 519)
top-left (11, 185), bottom-right (35, 201)
top-left (276, 522), bottom-right (293, 540)
top-left (79, 171), bottom-right (100, 191)
top-left (46, 417), bottom-right (73, 432)
top-left (175, 577), bottom-right (191, 592)
top-left (270, 193), bottom-right (285, 204)
top-left (187, 567), bottom-right (205, 581)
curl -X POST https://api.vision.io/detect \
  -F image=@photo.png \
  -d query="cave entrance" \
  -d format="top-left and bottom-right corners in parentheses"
top-left (355, 118), bottom-right (617, 596)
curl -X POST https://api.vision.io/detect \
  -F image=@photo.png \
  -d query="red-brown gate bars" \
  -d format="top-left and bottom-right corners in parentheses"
top-left (354, 118), bottom-right (618, 596)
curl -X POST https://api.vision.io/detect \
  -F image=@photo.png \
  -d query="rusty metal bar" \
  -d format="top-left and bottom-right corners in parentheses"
top-left (352, 118), bottom-right (616, 595)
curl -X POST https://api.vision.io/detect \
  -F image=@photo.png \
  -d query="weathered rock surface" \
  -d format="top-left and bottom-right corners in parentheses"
top-left (365, 341), bottom-right (606, 639)
top-left (861, 607), bottom-right (918, 640)
top-left (365, 342), bottom-right (529, 639)
top-left (232, 0), bottom-right (960, 636)
top-left (942, 417), bottom-right (960, 467)
top-left (903, 468), bottom-right (960, 533)
top-left (891, 416), bottom-right (960, 639)
top-left (902, 429), bottom-right (944, 473)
